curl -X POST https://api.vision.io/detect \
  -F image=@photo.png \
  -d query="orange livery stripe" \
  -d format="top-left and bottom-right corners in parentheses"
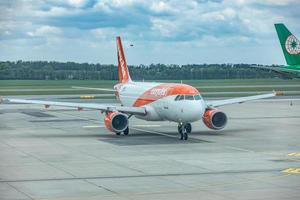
top-left (133, 83), bottom-right (200, 107)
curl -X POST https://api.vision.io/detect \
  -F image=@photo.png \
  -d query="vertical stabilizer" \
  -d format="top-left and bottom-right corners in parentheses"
top-left (275, 23), bottom-right (300, 65)
top-left (116, 36), bottom-right (132, 83)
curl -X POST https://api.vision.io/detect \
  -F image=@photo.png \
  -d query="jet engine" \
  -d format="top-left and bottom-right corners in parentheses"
top-left (202, 109), bottom-right (227, 130)
top-left (104, 112), bottom-right (128, 133)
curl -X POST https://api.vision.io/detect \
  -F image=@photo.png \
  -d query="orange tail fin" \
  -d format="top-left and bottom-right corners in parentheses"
top-left (116, 36), bottom-right (132, 83)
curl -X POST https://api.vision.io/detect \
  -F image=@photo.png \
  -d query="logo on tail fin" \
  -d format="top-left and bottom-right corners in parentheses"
top-left (116, 36), bottom-right (131, 83)
top-left (285, 35), bottom-right (300, 55)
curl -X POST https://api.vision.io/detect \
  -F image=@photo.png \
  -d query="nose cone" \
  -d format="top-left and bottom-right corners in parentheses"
top-left (181, 100), bottom-right (205, 122)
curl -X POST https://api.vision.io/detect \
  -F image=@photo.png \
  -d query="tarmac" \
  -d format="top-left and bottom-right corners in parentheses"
top-left (0, 96), bottom-right (300, 200)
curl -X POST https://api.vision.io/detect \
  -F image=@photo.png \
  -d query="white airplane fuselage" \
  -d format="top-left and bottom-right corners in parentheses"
top-left (114, 81), bottom-right (206, 123)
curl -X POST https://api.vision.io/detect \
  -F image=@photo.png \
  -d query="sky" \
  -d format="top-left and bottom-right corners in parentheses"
top-left (0, 0), bottom-right (300, 65)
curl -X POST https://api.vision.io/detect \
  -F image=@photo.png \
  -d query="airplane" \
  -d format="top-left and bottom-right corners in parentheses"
top-left (251, 23), bottom-right (300, 78)
top-left (1, 37), bottom-right (279, 140)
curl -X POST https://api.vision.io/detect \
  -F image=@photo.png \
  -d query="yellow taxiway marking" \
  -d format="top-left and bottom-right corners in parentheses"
top-left (80, 95), bottom-right (95, 99)
top-left (288, 152), bottom-right (300, 156)
top-left (282, 168), bottom-right (300, 174)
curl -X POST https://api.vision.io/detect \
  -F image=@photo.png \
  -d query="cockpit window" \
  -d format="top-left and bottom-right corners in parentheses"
top-left (174, 95), bottom-right (184, 101)
top-left (175, 94), bottom-right (201, 101)
top-left (178, 95), bottom-right (184, 101)
top-left (185, 95), bottom-right (194, 100)
top-left (194, 95), bottom-right (202, 100)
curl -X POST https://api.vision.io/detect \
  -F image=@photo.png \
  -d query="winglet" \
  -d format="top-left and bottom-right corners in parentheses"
top-left (273, 90), bottom-right (284, 96)
top-left (0, 97), bottom-right (9, 104)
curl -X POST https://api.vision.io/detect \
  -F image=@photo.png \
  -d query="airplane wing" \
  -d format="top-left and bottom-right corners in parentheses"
top-left (249, 65), bottom-right (297, 79)
top-left (72, 86), bottom-right (116, 92)
top-left (259, 66), bottom-right (299, 74)
top-left (206, 91), bottom-right (280, 108)
top-left (1, 98), bottom-right (146, 115)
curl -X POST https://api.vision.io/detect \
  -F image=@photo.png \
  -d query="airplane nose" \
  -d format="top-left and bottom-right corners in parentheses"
top-left (181, 101), bottom-right (204, 122)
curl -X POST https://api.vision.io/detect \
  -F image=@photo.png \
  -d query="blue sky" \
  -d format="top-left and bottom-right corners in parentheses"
top-left (0, 0), bottom-right (299, 65)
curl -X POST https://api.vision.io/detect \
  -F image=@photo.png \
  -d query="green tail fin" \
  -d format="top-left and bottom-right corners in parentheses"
top-left (275, 23), bottom-right (300, 66)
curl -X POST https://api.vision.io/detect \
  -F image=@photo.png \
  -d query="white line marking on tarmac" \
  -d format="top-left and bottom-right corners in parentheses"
top-left (83, 125), bottom-right (105, 128)
top-left (132, 128), bottom-right (178, 139)
top-left (82, 124), bottom-right (181, 140)
top-left (82, 125), bottom-right (162, 129)
top-left (225, 146), bottom-right (255, 153)
top-left (133, 125), bottom-right (162, 127)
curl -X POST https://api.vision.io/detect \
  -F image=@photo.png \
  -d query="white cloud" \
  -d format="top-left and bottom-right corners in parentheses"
top-left (40, 0), bottom-right (88, 8)
top-left (27, 26), bottom-right (61, 37)
top-left (194, 35), bottom-right (252, 48)
top-left (67, 0), bottom-right (88, 7)
top-left (150, 18), bottom-right (178, 37)
top-left (150, 1), bottom-right (175, 13)
top-left (200, 8), bottom-right (236, 21)
top-left (1, 0), bottom-right (299, 65)
top-left (230, 0), bottom-right (300, 6)
top-left (34, 6), bottom-right (73, 17)
top-left (237, 7), bottom-right (287, 35)
top-left (94, 0), bottom-right (139, 11)
top-left (90, 28), bottom-right (118, 40)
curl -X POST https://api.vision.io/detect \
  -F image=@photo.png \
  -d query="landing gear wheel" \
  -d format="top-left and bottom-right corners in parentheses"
top-left (123, 127), bottom-right (129, 135)
top-left (178, 125), bottom-right (182, 134)
top-left (178, 124), bottom-right (184, 140)
top-left (178, 123), bottom-right (191, 140)
top-left (185, 123), bottom-right (192, 134)
top-left (183, 132), bottom-right (188, 140)
top-left (180, 132), bottom-right (184, 140)
top-left (116, 132), bottom-right (121, 135)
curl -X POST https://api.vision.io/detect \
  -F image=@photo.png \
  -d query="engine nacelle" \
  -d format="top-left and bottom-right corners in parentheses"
top-left (202, 109), bottom-right (227, 130)
top-left (104, 112), bottom-right (128, 133)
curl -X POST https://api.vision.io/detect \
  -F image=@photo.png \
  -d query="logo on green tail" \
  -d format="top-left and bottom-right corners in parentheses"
top-left (285, 35), bottom-right (300, 55)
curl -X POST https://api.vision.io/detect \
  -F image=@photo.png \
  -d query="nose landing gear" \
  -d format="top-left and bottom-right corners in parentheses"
top-left (178, 123), bottom-right (192, 140)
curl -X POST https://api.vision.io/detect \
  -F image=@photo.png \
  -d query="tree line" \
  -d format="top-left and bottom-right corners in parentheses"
top-left (0, 61), bottom-right (278, 80)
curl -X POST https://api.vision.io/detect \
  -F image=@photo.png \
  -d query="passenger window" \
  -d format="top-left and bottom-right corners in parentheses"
top-left (194, 95), bottom-right (201, 100)
top-left (185, 95), bottom-right (194, 100)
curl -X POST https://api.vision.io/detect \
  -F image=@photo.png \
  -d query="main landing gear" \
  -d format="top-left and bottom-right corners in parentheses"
top-left (116, 127), bottom-right (129, 136)
top-left (178, 123), bottom-right (192, 140)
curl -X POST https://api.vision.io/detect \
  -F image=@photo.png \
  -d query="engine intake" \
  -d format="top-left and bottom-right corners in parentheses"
top-left (202, 109), bottom-right (227, 130)
top-left (104, 112), bottom-right (128, 133)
